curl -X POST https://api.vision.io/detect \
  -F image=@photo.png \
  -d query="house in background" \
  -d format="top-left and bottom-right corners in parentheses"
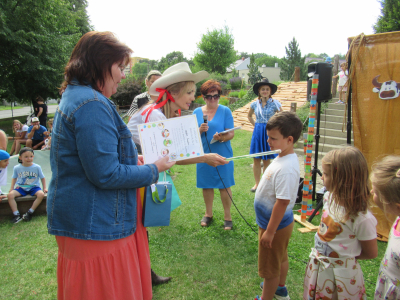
top-left (227, 57), bottom-right (282, 83)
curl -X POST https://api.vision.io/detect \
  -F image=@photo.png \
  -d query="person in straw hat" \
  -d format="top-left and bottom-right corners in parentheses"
top-left (247, 78), bottom-right (282, 193)
top-left (127, 62), bottom-right (227, 167)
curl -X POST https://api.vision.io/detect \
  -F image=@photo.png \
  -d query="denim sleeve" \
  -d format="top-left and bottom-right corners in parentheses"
top-left (73, 100), bottom-right (159, 189)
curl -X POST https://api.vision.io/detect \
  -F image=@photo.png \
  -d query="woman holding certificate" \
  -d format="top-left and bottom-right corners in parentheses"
top-left (193, 80), bottom-right (235, 230)
top-left (247, 78), bottom-right (282, 193)
top-left (127, 62), bottom-right (227, 168)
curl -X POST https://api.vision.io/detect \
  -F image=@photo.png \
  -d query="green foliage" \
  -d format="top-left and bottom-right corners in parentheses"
top-left (157, 51), bottom-right (193, 73)
top-left (195, 73), bottom-right (232, 97)
top-left (194, 96), bottom-right (205, 104)
top-left (228, 88), bottom-right (257, 112)
top-left (131, 62), bottom-right (149, 80)
top-left (255, 54), bottom-right (282, 67)
top-left (0, 0), bottom-right (84, 104)
top-left (373, 0), bottom-right (400, 33)
top-left (296, 101), bottom-right (331, 132)
top-left (236, 51), bottom-right (250, 60)
top-left (194, 26), bottom-right (237, 74)
top-left (280, 37), bottom-right (307, 81)
top-left (247, 54), bottom-right (263, 85)
top-left (219, 96), bottom-right (229, 106)
top-left (111, 78), bottom-right (143, 106)
top-left (238, 89), bottom-right (247, 98)
top-left (228, 91), bottom-right (239, 98)
top-left (67, 0), bottom-right (93, 36)
top-left (229, 77), bottom-right (242, 90)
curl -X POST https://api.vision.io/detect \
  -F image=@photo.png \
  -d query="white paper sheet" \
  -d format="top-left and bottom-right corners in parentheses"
top-left (138, 115), bottom-right (204, 164)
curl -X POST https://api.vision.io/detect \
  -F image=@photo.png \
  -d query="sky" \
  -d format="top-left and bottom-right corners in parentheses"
top-left (87, 0), bottom-right (382, 61)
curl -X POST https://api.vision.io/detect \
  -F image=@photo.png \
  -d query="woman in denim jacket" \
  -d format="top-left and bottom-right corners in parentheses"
top-left (47, 31), bottom-right (174, 300)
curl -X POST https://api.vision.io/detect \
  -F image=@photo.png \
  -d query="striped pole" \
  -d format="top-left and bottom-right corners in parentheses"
top-left (301, 74), bottom-right (319, 221)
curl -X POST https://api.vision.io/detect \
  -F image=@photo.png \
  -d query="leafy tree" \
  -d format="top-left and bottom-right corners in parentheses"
top-left (255, 54), bottom-right (282, 67)
top-left (157, 51), bottom-right (192, 72)
top-left (139, 59), bottom-right (159, 70)
top-left (247, 54), bottom-right (263, 85)
top-left (0, 0), bottom-right (83, 104)
top-left (373, 0), bottom-right (400, 33)
top-left (111, 77), bottom-right (143, 107)
top-left (67, 0), bottom-right (93, 35)
top-left (280, 37), bottom-right (306, 81)
top-left (131, 62), bottom-right (149, 80)
top-left (236, 52), bottom-right (250, 60)
top-left (194, 26), bottom-right (237, 74)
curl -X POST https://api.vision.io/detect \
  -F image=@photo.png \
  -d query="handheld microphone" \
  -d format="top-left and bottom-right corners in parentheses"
top-left (203, 115), bottom-right (208, 137)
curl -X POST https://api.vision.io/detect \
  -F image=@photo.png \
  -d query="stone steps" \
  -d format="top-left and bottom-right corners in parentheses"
top-left (294, 99), bottom-right (353, 159)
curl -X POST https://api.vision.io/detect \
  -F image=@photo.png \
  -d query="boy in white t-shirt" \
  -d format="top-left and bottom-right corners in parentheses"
top-left (0, 150), bottom-right (10, 200)
top-left (254, 111), bottom-right (303, 300)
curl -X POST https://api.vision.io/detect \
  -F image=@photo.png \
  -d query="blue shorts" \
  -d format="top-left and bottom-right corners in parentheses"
top-left (15, 186), bottom-right (42, 196)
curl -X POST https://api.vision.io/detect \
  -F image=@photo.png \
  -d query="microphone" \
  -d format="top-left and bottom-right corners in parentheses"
top-left (203, 115), bottom-right (208, 137)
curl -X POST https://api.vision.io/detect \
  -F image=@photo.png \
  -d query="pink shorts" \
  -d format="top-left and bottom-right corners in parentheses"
top-left (338, 86), bottom-right (347, 92)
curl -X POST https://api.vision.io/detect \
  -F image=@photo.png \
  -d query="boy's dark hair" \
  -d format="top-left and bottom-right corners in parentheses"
top-left (18, 147), bottom-right (34, 164)
top-left (266, 111), bottom-right (303, 143)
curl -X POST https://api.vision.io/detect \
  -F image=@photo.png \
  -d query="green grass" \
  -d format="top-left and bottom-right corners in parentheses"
top-left (0, 130), bottom-right (386, 299)
top-left (0, 106), bottom-right (25, 111)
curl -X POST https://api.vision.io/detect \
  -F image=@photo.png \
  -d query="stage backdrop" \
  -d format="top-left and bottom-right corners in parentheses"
top-left (348, 31), bottom-right (400, 241)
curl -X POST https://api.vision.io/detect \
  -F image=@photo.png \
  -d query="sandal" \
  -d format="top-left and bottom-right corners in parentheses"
top-left (200, 216), bottom-right (213, 227)
top-left (224, 220), bottom-right (233, 230)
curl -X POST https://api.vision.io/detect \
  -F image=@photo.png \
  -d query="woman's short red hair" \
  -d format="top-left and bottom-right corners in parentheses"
top-left (200, 80), bottom-right (222, 95)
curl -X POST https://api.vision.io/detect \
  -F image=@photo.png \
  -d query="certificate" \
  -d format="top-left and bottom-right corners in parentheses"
top-left (138, 115), bottom-right (204, 164)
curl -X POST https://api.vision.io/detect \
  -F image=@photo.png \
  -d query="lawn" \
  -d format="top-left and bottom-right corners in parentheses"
top-left (0, 129), bottom-right (386, 299)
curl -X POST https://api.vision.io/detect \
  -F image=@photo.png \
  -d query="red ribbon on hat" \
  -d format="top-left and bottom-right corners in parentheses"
top-left (141, 88), bottom-right (181, 123)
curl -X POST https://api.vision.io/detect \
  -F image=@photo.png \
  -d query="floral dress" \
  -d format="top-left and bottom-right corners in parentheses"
top-left (375, 217), bottom-right (400, 300)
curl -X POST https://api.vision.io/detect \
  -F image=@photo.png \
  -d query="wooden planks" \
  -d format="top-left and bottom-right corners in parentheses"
top-left (293, 214), bottom-right (319, 233)
top-left (233, 81), bottom-right (308, 132)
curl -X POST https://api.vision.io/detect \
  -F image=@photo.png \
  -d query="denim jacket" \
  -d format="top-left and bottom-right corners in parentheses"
top-left (47, 82), bottom-right (159, 241)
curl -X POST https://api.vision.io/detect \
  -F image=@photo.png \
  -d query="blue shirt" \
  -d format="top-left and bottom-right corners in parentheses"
top-left (12, 163), bottom-right (44, 191)
top-left (27, 125), bottom-right (47, 141)
top-left (250, 98), bottom-right (281, 123)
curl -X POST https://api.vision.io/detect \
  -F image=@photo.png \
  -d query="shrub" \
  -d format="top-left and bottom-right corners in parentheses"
top-left (219, 96), bottom-right (229, 106)
top-left (194, 96), bottom-right (205, 104)
top-left (228, 88), bottom-right (257, 112)
top-left (228, 91), bottom-right (239, 98)
top-left (229, 77), bottom-right (242, 90)
top-left (111, 79), bottom-right (143, 106)
top-left (238, 89), bottom-right (247, 98)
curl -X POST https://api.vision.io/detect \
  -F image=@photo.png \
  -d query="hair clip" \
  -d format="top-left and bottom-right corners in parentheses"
top-left (396, 168), bottom-right (400, 178)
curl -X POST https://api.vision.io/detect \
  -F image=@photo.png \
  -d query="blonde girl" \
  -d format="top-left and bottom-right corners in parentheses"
top-left (8, 120), bottom-right (29, 155)
top-left (303, 147), bottom-right (377, 300)
top-left (371, 155), bottom-right (400, 300)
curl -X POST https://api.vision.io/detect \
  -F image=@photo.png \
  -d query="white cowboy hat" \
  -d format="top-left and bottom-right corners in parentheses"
top-left (149, 62), bottom-right (209, 96)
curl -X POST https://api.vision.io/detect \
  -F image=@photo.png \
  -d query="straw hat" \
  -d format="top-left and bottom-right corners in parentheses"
top-left (149, 62), bottom-right (209, 96)
top-left (252, 78), bottom-right (278, 96)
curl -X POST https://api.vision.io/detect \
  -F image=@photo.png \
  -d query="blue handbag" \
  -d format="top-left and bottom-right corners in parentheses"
top-left (143, 173), bottom-right (172, 227)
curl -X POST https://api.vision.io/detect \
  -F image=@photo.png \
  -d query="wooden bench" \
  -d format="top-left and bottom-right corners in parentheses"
top-left (0, 195), bottom-right (47, 219)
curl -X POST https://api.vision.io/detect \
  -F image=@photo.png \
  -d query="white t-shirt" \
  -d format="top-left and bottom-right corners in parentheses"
top-left (254, 153), bottom-right (300, 230)
top-left (16, 125), bottom-right (29, 139)
top-left (314, 192), bottom-right (377, 258)
top-left (338, 70), bottom-right (349, 87)
top-left (127, 105), bottom-right (166, 144)
top-left (0, 167), bottom-right (7, 194)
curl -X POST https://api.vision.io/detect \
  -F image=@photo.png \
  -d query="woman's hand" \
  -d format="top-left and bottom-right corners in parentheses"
top-left (204, 153), bottom-right (228, 167)
top-left (212, 132), bottom-right (224, 142)
top-left (199, 123), bottom-right (209, 134)
top-left (247, 108), bottom-right (255, 127)
top-left (153, 155), bottom-right (176, 173)
top-left (137, 155), bottom-right (144, 166)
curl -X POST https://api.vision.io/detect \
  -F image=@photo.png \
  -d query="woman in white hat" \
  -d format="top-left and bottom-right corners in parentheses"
top-left (127, 62), bottom-right (227, 167)
top-left (247, 78), bottom-right (282, 192)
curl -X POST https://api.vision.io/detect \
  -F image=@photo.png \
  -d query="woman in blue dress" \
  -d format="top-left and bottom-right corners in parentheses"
top-left (248, 78), bottom-right (282, 192)
top-left (194, 80), bottom-right (235, 230)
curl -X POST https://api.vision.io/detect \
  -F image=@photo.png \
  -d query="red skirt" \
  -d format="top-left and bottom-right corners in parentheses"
top-left (56, 190), bottom-right (152, 300)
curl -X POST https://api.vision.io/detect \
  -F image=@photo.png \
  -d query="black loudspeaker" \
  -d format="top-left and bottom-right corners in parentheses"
top-left (307, 62), bottom-right (333, 102)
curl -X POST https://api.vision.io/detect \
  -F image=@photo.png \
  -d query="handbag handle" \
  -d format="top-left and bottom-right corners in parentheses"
top-left (150, 184), bottom-right (169, 204)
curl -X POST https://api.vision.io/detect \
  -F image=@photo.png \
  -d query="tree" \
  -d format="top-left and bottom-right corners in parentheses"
top-left (255, 54), bottom-right (282, 67)
top-left (67, 0), bottom-right (93, 35)
top-left (194, 26), bottom-right (237, 74)
top-left (236, 52), bottom-right (250, 60)
top-left (280, 37), bottom-right (306, 81)
top-left (157, 51), bottom-right (192, 72)
top-left (373, 0), bottom-right (400, 33)
top-left (0, 0), bottom-right (84, 104)
top-left (131, 62), bottom-right (150, 80)
top-left (247, 54), bottom-right (263, 85)
top-left (111, 78), bottom-right (143, 107)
